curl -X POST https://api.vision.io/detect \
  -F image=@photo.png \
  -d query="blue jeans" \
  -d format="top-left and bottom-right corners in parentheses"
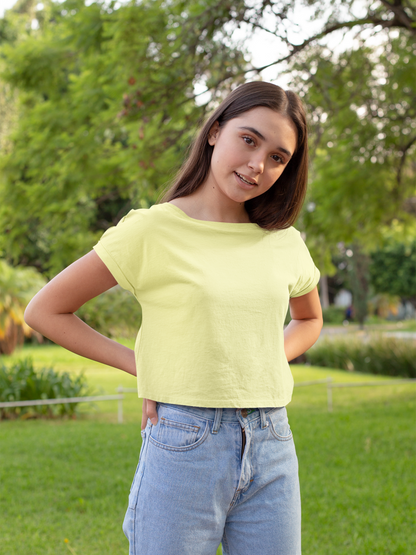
top-left (123, 403), bottom-right (301, 554)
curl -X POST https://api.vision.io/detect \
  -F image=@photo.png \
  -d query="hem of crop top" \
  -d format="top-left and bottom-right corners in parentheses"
top-left (136, 389), bottom-right (293, 409)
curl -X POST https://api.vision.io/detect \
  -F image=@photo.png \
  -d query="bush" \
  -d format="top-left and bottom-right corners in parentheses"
top-left (76, 286), bottom-right (141, 338)
top-left (0, 358), bottom-right (92, 420)
top-left (322, 306), bottom-right (348, 325)
top-left (305, 335), bottom-right (416, 378)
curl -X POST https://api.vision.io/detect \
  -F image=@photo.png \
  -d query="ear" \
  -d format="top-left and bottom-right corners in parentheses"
top-left (208, 121), bottom-right (220, 146)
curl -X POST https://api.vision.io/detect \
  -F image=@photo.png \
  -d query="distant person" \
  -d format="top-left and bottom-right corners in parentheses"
top-left (25, 82), bottom-right (323, 555)
top-left (345, 305), bottom-right (354, 321)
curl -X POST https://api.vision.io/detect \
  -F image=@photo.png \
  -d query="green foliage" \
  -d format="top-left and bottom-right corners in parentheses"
top-left (0, 0), bottom-right (248, 275)
top-left (76, 286), bottom-right (141, 338)
top-left (295, 33), bottom-right (416, 268)
top-left (0, 357), bottom-right (91, 419)
top-left (306, 335), bottom-right (416, 378)
top-left (322, 305), bottom-right (346, 324)
top-left (0, 0), bottom-right (414, 280)
top-left (370, 240), bottom-right (416, 304)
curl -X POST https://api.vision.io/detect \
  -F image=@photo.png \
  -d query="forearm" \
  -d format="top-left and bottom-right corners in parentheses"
top-left (25, 311), bottom-right (136, 376)
top-left (24, 251), bottom-right (136, 375)
top-left (284, 317), bottom-right (322, 362)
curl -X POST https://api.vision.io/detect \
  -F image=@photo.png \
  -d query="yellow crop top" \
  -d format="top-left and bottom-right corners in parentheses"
top-left (93, 202), bottom-right (320, 407)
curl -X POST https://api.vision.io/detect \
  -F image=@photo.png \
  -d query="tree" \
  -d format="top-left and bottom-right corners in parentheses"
top-left (0, 0), bottom-right (248, 275)
top-left (236, 0), bottom-right (415, 77)
top-left (290, 27), bottom-right (415, 315)
top-left (370, 240), bottom-right (416, 308)
top-left (0, 0), bottom-right (414, 278)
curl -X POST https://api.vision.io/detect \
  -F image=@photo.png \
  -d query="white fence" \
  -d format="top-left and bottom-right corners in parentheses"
top-left (1, 379), bottom-right (415, 423)
top-left (295, 377), bottom-right (416, 412)
top-left (0, 394), bottom-right (125, 422)
top-left (118, 379), bottom-right (416, 418)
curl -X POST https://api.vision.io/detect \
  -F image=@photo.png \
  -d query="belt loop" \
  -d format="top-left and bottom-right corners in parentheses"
top-left (260, 408), bottom-right (268, 430)
top-left (212, 408), bottom-right (223, 434)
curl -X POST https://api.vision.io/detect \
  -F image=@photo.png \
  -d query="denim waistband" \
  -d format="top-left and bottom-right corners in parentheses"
top-left (157, 402), bottom-right (283, 433)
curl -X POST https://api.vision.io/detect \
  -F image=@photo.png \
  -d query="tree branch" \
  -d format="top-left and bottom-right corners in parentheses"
top-left (245, 10), bottom-right (415, 75)
top-left (397, 134), bottom-right (416, 189)
top-left (378, 0), bottom-right (415, 31)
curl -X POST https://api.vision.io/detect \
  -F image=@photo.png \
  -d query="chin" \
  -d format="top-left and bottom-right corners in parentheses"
top-left (229, 192), bottom-right (252, 203)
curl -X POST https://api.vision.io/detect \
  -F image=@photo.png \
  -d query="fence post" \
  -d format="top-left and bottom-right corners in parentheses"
top-left (117, 386), bottom-right (123, 424)
top-left (327, 377), bottom-right (333, 412)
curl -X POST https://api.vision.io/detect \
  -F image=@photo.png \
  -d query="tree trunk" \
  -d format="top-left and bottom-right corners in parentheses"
top-left (320, 275), bottom-right (330, 309)
top-left (0, 320), bottom-right (20, 355)
top-left (349, 244), bottom-right (370, 329)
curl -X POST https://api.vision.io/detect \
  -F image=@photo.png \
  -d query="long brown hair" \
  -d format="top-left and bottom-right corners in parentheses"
top-left (159, 81), bottom-right (308, 230)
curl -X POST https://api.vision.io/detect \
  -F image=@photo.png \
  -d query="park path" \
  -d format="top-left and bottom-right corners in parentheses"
top-left (318, 325), bottom-right (416, 341)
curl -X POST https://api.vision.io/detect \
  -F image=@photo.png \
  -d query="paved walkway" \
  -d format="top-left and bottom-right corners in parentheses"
top-left (318, 325), bottom-right (416, 341)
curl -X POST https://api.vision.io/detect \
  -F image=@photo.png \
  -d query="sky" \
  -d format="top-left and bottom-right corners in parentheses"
top-left (0, 0), bottom-right (16, 17)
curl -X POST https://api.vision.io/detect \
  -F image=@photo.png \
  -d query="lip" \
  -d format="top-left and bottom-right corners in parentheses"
top-left (234, 172), bottom-right (258, 189)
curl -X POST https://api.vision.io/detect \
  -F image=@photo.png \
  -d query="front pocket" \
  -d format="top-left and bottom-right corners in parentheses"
top-left (148, 411), bottom-right (209, 452)
top-left (156, 416), bottom-right (200, 446)
top-left (268, 407), bottom-right (293, 441)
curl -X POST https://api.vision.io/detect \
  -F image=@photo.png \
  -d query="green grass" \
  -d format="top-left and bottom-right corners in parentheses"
top-left (0, 420), bottom-right (137, 555)
top-left (1, 344), bottom-right (415, 554)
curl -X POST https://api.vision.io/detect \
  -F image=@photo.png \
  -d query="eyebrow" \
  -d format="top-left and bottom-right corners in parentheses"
top-left (238, 126), bottom-right (293, 158)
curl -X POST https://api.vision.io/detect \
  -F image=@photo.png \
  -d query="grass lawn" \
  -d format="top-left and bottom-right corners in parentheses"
top-left (1, 343), bottom-right (415, 554)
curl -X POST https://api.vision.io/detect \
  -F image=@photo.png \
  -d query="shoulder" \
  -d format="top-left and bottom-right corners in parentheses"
top-left (109, 204), bottom-right (172, 234)
top-left (271, 226), bottom-right (316, 264)
top-left (285, 226), bottom-right (310, 250)
top-left (267, 225), bottom-right (305, 248)
top-left (120, 204), bottom-right (168, 224)
top-left (93, 205), bottom-right (174, 273)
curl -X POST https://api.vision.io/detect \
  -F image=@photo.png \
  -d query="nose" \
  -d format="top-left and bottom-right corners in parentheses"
top-left (248, 153), bottom-right (265, 174)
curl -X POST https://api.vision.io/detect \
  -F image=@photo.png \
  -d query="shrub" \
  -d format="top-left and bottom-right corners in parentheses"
top-left (0, 358), bottom-right (92, 420)
top-left (305, 335), bottom-right (416, 378)
top-left (76, 286), bottom-right (141, 338)
top-left (322, 306), bottom-right (348, 324)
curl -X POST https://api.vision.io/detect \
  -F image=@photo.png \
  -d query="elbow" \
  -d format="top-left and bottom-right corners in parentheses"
top-left (314, 314), bottom-right (324, 336)
top-left (24, 298), bottom-right (40, 331)
top-left (24, 302), bottom-right (34, 329)
top-left (312, 316), bottom-right (323, 346)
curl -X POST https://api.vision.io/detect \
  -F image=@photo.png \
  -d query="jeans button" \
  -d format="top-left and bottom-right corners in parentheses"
top-left (241, 409), bottom-right (248, 418)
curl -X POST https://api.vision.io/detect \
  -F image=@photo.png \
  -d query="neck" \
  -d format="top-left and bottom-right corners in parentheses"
top-left (180, 182), bottom-right (251, 224)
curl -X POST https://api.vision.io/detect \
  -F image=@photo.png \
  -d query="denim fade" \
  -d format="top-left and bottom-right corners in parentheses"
top-left (123, 402), bottom-right (301, 555)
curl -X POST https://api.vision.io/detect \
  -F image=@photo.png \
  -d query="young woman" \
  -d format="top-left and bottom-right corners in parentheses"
top-left (25, 81), bottom-right (323, 555)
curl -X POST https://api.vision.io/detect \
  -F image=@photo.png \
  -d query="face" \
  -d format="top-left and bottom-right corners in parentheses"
top-left (206, 107), bottom-right (298, 204)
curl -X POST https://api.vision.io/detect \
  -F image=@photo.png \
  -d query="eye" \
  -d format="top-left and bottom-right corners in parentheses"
top-left (272, 154), bottom-right (284, 164)
top-left (242, 135), bottom-right (255, 146)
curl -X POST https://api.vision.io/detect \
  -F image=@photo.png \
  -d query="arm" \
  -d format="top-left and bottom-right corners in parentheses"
top-left (24, 250), bottom-right (159, 427)
top-left (24, 250), bottom-right (136, 375)
top-left (284, 286), bottom-right (323, 362)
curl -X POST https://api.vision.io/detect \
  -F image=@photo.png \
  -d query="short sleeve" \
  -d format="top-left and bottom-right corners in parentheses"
top-left (290, 237), bottom-right (320, 298)
top-left (93, 209), bottom-right (145, 295)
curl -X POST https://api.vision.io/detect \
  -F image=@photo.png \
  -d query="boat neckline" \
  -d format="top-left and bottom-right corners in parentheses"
top-left (161, 202), bottom-right (261, 229)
